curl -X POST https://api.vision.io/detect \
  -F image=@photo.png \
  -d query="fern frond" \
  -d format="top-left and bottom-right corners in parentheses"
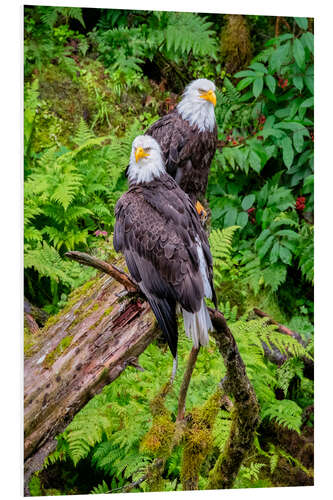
top-left (212, 411), bottom-right (232, 452)
top-left (165, 13), bottom-right (217, 58)
top-left (72, 118), bottom-right (95, 146)
top-left (210, 226), bottom-right (239, 263)
top-left (261, 399), bottom-right (303, 433)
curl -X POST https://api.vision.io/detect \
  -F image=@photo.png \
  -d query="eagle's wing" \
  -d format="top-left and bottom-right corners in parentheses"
top-left (145, 111), bottom-right (192, 179)
top-left (113, 178), bottom-right (213, 356)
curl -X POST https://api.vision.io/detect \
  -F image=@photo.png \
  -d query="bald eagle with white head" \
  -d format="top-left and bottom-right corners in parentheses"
top-left (145, 78), bottom-right (218, 216)
top-left (114, 135), bottom-right (217, 358)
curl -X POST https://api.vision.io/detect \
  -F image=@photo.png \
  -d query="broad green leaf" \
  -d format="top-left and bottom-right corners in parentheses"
top-left (223, 148), bottom-right (235, 168)
top-left (249, 150), bottom-right (262, 173)
top-left (262, 128), bottom-right (285, 139)
top-left (256, 228), bottom-right (271, 246)
top-left (301, 32), bottom-right (314, 54)
top-left (275, 229), bottom-right (300, 239)
top-left (269, 43), bottom-right (290, 72)
top-left (293, 131), bottom-right (304, 153)
top-left (236, 77), bottom-right (256, 91)
top-left (293, 75), bottom-right (304, 91)
top-left (241, 194), bottom-right (256, 210)
top-left (294, 17), bottom-right (308, 30)
top-left (304, 75), bottom-right (314, 95)
top-left (270, 217), bottom-right (297, 231)
top-left (233, 148), bottom-right (246, 170)
top-left (275, 122), bottom-right (308, 132)
top-left (258, 235), bottom-right (274, 259)
top-left (270, 241), bottom-right (280, 264)
top-left (293, 38), bottom-right (305, 71)
top-left (253, 77), bottom-right (264, 98)
top-left (279, 245), bottom-right (292, 265)
top-left (237, 211), bottom-right (249, 227)
top-left (265, 74), bottom-right (276, 94)
top-left (303, 174), bottom-right (314, 193)
top-left (277, 34), bottom-right (294, 42)
top-left (300, 96), bottom-right (314, 108)
top-left (249, 62), bottom-right (268, 74)
top-left (224, 208), bottom-right (238, 227)
top-left (280, 136), bottom-right (294, 168)
top-left (234, 70), bottom-right (257, 78)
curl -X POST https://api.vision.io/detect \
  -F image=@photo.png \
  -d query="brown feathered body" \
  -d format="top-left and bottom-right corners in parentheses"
top-left (145, 109), bottom-right (217, 203)
top-left (113, 173), bottom-right (217, 358)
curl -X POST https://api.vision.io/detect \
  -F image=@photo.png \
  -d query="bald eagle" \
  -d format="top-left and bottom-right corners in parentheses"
top-left (145, 79), bottom-right (218, 216)
top-left (114, 135), bottom-right (217, 358)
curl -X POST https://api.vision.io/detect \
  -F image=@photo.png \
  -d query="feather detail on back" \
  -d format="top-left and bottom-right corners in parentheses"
top-left (144, 79), bottom-right (218, 201)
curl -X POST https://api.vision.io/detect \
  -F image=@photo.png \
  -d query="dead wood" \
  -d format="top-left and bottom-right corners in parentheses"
top-left (24, 258), bottom-right (157, 494)
top-left (253, 308), bottom-right (314, 380)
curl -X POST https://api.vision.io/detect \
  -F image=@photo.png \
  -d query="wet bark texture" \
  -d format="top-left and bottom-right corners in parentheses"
top-left (24, 263), bottom-right (158, 495)
top-left (207, 309), bottom-right (260, 489)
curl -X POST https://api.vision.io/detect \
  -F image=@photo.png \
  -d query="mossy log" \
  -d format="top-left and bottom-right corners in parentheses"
top-left (24, 252), bottom-right (260, 495)
top-left (24, 259), bottom-right (158, 495)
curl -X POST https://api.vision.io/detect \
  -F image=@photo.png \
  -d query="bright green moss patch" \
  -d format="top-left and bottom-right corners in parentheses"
top-left (43, 335), bottom-right (74, 369)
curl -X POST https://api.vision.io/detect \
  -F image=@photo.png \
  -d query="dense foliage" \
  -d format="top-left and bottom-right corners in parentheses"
top-left (24, 7), bottom-right (314, 494)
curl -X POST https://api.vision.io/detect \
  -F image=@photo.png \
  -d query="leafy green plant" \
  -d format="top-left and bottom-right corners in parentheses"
top-left (24, 116), bottom-right (144, 308)
top-left (96, 11), bottom-right (218, 87)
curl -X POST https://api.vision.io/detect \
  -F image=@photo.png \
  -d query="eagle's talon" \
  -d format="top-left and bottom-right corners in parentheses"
top-left (195, 201), bottom-right (208, 223)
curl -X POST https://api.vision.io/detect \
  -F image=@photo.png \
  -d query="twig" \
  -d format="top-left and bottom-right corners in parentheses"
top-left (253, 308), bottom-right (305, 346)
top-left (275, 17), bottom-right (280, 38)
top-left (177, 346), bottom-right (200, 421)
top-left (105, 458), bottom-right (164, 494)
top-left (65, 251), bottom-right (138, 293)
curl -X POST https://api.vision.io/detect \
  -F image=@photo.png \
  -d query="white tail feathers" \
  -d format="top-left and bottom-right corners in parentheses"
top-left (182, 300), bottom-right (213, 348)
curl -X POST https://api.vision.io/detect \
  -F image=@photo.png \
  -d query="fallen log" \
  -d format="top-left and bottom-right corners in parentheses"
top-left (24, 257), bottom-right (158, 494)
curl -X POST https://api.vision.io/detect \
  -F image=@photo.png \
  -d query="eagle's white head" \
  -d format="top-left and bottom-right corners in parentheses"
top-left (177, 78), bottom-right (217, 133)
top-left (128, 135), bottom-right (165, 185)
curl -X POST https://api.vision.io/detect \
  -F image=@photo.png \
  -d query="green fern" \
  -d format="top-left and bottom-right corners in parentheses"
top-left (165, 13), bottom-right (217, 58)
top-left (212, 411), bottom-right (232, 452)
top-left (277, 358), bottom-right (304, 397)
top-left (72, 118), bottom-right (95, 146)
top-left (210, 225), bottom-right (239, 263)
top-left (261, 399), bottom-right (303, 433)
top-left (90, 480), bottom-right (110, 494)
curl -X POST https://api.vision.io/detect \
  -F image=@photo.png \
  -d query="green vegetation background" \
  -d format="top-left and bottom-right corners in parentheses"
top-left (24, 7), bottom-right (314, 495)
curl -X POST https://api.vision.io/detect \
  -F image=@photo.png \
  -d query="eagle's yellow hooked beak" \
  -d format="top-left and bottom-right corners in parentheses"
top-left (135, 147), bottom-right (149, 163)
top-left (200, 89), bottom-right (216, 107)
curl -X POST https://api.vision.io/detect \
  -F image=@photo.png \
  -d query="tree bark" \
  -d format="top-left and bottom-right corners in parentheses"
top-left (24, 261), bottom-right (158, 495)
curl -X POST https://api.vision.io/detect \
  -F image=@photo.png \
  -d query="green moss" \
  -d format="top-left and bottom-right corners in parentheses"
top-left (68, 278), bottom-right (97, 302)
top-left (28, 473), bottom-right (42, 496)
top-left (141, 414), bottom-right (175, 458)
top-left (24, 327), bottom-right (37, 357)
top-left (43, 310), bottom-right (64, 331)
top-left (181, 389), bottom-right (223, 490)
top-left (89, 304), bottom-right (115, 330)
top-left (43, 335), bottom-right (73, 369)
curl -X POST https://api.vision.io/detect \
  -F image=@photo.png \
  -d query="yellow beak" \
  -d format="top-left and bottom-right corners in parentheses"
top-left (135, 147), bottom-right (149, 163)
top-left (200, 89), bottom-right (216, 107)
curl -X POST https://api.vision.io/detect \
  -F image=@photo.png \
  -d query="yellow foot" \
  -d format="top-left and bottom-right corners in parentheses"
top-left (195, 201), bottom-right (208, 222)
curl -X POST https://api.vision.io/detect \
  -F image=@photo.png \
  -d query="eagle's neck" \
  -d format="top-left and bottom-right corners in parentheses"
top-left (127, 156), bottom-right (165, 186)
top-left (177, 98), bottom-right (216, 133)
